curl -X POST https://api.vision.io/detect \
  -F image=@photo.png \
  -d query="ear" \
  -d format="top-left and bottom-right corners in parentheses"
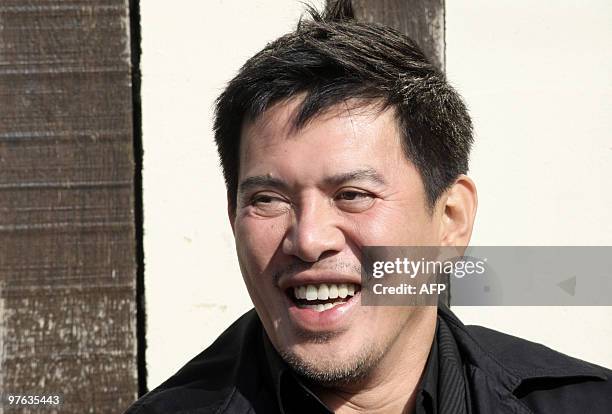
top-left (438, 175), bottom-right (478, 246)
top-left (227, 192), bottom-right (236, 235)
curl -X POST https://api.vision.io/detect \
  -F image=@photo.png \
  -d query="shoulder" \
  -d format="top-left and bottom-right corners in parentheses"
top-left (438, 306), bottom-right (612, 412)
top-left (465, 324), bottom-right (612, 379)
top-left (465, 323), bottom-right (612, 411)
top-left (124, 309), bottom-right (263, 414)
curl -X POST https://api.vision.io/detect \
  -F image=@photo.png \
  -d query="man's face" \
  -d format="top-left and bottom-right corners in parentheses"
top-left (232, 98), bottom-right (441, 383)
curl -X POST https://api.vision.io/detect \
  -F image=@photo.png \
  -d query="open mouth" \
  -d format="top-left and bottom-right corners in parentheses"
top-left (287, 283), bottom-right (361, 312)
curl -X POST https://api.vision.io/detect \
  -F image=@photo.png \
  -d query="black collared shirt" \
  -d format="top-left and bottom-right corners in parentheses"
top-left (125, 306), bottom-right (612, 414)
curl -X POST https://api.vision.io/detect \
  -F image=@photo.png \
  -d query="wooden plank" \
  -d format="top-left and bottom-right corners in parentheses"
top-left (352, 0), bottom-right (445, 71)
top-left (0, 1), bottom-right (138, 412)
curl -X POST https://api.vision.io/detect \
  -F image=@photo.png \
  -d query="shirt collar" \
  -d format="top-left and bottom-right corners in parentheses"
top-left (418, 319), bottom-right (440, 414)
top-left (262, 330), bottom-right (333, 414)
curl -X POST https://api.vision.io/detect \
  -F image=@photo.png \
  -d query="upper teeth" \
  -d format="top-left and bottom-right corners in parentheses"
top-left (293, 283), bottom-right (358, 301)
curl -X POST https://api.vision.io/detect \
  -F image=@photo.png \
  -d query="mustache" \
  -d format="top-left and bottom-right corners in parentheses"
top-left (273, 261), bottom-right (362, 285)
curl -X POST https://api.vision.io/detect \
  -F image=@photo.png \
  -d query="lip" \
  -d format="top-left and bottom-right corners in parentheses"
top-left (278, 271), bottom-right (362, 332)
top-left (283, 288), bottom-right (361, 331)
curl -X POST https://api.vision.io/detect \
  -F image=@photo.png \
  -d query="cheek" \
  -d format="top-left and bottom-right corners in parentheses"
top-left (235, 217), bottom-right (287, 272)
top-left (346, 204), bottom-right (434, 245)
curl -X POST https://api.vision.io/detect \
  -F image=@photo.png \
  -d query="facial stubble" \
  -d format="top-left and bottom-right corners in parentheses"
top-left (279, 318), bottom-right (407, 388)
top-left (280, 336), bottom-right (385, 387)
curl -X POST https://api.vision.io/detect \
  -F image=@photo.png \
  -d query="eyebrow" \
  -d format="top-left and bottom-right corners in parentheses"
top-left (238, 168), bottom-right (386, 197)
top-left (238, 175), bottom-right (289, 196)
top-left (323, 168), bottom-right (387, 187)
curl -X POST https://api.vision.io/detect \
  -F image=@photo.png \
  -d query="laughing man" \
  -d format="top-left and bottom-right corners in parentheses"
top-left (126, 1), bottom-right (612, 413)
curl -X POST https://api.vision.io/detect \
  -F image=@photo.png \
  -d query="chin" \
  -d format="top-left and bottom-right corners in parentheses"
top-left (279, 339), bottom-right (383, 387)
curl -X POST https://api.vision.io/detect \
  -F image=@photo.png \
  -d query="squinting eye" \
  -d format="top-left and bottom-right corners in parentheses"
top-left (334, 190), bottom-right (375, 212)
top-left (337, 191), bottom-right (368, 201)
top-left (253, 195), bottom-right (275, 204)
top-left (249, 193), bottom-right (290, 216)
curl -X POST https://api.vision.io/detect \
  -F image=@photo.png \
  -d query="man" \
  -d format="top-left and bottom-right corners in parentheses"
top-left (126, 1), bottom-right (612, 413)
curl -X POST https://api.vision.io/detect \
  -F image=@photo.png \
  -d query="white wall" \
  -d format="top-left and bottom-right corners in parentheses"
top-left (446, 0), bottom-right (612, 371)
top-left (141, 1), bottom-right (612, 389)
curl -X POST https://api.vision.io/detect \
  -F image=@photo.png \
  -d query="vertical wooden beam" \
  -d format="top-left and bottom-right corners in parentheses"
top-left (351, 0), bottom-right (445, 71)
top-left (0, 1), bottom-right (138, 412)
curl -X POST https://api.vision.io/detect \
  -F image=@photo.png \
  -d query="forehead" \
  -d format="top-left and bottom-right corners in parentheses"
top-left (238, 98), bottom-right (404, 176)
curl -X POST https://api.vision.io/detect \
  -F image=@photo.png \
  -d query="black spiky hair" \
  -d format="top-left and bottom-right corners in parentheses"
top-left (214, 0), bottom-right (473, 210)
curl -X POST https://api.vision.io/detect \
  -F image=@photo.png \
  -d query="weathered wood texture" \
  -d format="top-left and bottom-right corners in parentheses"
top-left (0, 1), bottom-right (138, 412)
top-left (352, 0), bottom-right (445, 71)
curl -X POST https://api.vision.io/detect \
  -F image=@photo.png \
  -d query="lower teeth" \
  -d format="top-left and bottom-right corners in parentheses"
top-left (297, 300), bottom-right (346, 312)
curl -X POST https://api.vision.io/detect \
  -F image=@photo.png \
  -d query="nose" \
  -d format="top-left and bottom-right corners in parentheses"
top-left (282, 196), bottom-right (345, 262)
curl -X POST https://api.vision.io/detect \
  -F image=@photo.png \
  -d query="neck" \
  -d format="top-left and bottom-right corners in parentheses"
top-left (313, 307), bottom-right (437, 414)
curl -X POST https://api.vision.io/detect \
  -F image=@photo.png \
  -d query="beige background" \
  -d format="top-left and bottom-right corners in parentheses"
top-left (141, 0), bottom-right (612, 389)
